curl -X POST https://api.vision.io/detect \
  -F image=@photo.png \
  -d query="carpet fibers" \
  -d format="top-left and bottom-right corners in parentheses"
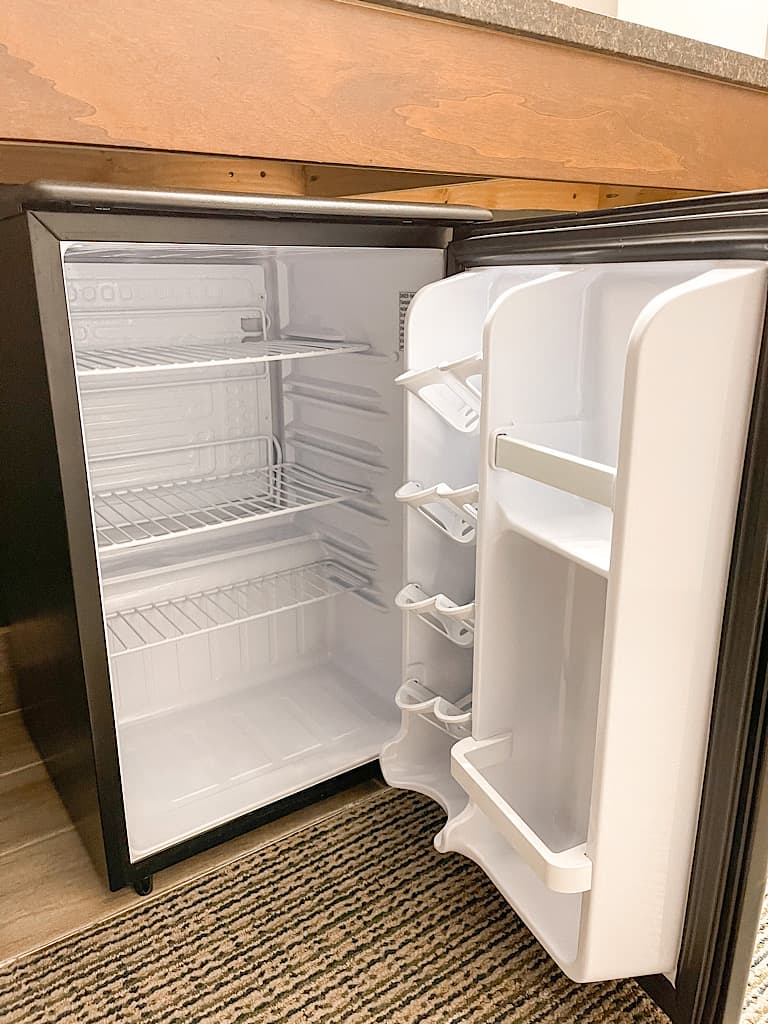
top-left (0, 788), bottom-right (670, 1024)
top-left (742, 888), bottom-right (768, 1023)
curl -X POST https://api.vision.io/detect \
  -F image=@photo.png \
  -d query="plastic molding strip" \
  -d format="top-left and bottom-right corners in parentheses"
top-left (106, 559), bottom-right (366, 656)
top-left (395, 481), bottom-right (479, 544)
top-left (450, 735), bottom-right (593, 894)
top-left (94, 463), bottom-right (368, 550)
top-left (493, 433), bottom-right (616, 509)
top-left (396, 353), bottom-right (483, 433)
top-left (395, 583), bottom-right (475, 648)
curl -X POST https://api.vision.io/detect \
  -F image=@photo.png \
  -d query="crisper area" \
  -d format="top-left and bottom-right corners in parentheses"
top-left (64, 241), bottom-right (444, 859)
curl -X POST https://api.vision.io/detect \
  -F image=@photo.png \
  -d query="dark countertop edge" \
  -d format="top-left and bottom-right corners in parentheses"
top-left (370, 0), bottom-right (768, 91)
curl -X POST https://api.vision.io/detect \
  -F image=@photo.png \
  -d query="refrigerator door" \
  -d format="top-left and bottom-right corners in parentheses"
top-left (466, 261), bottom-right (766, 978)
top-left (439, 194), bottom-right (768, 1022)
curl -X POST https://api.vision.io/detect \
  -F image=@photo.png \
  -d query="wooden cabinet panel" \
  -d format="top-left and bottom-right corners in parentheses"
top-left (0, 0), bottom-right (767, 190)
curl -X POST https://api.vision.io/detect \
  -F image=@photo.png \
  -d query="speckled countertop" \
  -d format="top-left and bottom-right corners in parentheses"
top-left (372, 0), bottom-right (768, 89)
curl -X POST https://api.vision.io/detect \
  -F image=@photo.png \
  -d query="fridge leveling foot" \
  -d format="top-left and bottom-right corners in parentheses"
top-left (133, 875), bottom-right (154, 897)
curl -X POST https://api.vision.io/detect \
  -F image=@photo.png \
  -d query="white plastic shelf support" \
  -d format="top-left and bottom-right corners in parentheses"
top-left (396, 353), bottom-right (483, 433)
top-left (381, 680), bottom-right (472, 820)
top-left (395, 481), bottom-right (479, 544)
top-left (450, 735), bottom-right (593, 894)
top-left (493, 434), bottom-right (616, 509)
top-left (395, 680), bottom-right (472, 739)
top-left (395, 583), bottom-right (475, 647)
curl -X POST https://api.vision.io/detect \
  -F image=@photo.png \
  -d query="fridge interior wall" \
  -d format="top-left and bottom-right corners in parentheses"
top-left (62, 242), bottom-right (444, 861)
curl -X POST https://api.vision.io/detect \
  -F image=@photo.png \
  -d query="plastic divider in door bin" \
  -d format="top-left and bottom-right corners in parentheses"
top-left (395, 583), bottom-right (475, 647)
top-left (396, 353), bottom-right (483, 433)
top-left (395, 481), bottom-right (479, 544)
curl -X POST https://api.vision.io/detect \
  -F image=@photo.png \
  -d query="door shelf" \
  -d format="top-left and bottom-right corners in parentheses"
top-left (395, 679), bottom-right (472, 739)
top-left (396, 481), bottom-right (479, 544)
top-left (451, 735), bottom-right (593, 895)
top-left (504, 507), bottom-right (612, 578)
top-left (396, 352), bottom-right (483, 434)
top-left (106, 558), bottom-right (366, 656)
top-left (395, 583), bottom-right (475, 648)
top-left (94, 463), bottom-right (368, 550)
top-left (75, 337), bottom-right (369, 376)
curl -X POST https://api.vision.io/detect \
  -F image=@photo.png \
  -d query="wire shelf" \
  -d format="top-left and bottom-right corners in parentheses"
top-left (106, 559), bottom-right (365, 656)
top-left (94, 463), bottom-right (367, 550)
top-left (75, 338), bottom-right (369, 376)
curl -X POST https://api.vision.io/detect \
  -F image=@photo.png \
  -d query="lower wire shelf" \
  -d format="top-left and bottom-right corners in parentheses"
top-left (106, 559), bottom-right (367, 656)
top-left (94, 463), bottom-right (368, 550)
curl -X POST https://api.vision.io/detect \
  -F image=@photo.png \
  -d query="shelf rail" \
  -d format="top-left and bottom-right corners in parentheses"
top-left (493, 433), bottom-right (616, 509)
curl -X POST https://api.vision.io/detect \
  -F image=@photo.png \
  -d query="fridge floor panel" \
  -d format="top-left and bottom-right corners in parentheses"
top-left (117, 660), bottom-right (398, 861)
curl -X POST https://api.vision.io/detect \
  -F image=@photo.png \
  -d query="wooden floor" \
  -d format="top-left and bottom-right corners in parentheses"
top-left (0, 704), bottom-right (383, 965)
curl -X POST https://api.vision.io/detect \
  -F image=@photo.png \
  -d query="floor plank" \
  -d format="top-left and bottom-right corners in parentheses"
top-left (0, 776), bottom-right (383, 964)
top-left (0, 762), bottom-right (72, 856)
top-left (0, 630), bottom-right (21, 715)
top-left (0, 710), bottom-right (40, 777)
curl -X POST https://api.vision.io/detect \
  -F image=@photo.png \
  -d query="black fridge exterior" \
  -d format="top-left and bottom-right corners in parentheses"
top-left (3, 182), bottom-right (768, 1024)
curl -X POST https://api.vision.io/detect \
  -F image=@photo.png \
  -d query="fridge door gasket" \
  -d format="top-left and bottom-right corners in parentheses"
top-left (449, 192), bottom-right (768, 1024)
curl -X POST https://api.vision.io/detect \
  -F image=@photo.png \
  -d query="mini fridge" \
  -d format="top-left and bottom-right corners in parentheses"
top-left (4, 183), bottom-right (768, 1022)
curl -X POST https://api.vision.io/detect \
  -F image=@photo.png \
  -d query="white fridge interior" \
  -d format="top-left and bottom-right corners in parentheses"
top-left (63, 234), bottom-right (768, 986)
top-left (63, 242), bottom-right (444, 861)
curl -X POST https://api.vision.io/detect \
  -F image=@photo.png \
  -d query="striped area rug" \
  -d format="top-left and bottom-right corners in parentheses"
top-left (0, 788), bottom-right (669, 1024)
top-left (742, 889), bottom-right (768, 1022)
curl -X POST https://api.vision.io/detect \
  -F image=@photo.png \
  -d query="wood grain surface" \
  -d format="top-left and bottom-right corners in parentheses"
top-left (349, 177), bottom-right (704, 210)
top-left (1, 0), bottom-right (767, 190)
top-left (0, 142), bottom-right (485, 196)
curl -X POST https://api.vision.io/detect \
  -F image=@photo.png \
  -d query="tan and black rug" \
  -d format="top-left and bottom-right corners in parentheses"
top-left (742, 887), bottom-right (768, 1023)
top-left (0, 788), bottom-right (670, 1024)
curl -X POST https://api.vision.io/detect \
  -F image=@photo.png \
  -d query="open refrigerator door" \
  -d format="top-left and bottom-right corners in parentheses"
top-left (384, 257), bottom-right (768, 983)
